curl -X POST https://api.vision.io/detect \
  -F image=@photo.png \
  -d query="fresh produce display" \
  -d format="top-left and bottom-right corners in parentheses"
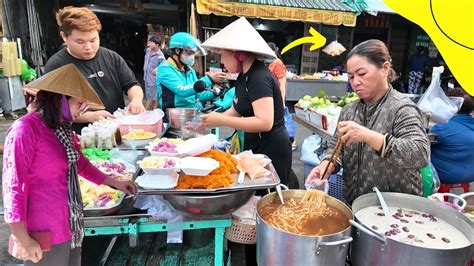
top-left (296, 90), bottom-right (331, 110)
top-left (288, 72), bottom-right (348, 81)
top-left (139, 156), bottom-right (177, 169)
top-left (82, 147), bottom-right (110, 161)
top-left (122, 131), bottom-right (156, 140)
top-left (337, 92), bottom-right (359, 107)
top-left (295, 90), bottom-right (341, 117)
top-left (149, 138), bottom-right (183, 153)
top-left (91, 160), bottom-right (134, 181)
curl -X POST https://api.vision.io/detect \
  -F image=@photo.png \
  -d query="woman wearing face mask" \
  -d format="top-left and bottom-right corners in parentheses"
top-left (157, 32), bottom-right (227, 117)
top-left (3, 64), bottom-right (136, 265)
top-left (199, 18), bottom-right (298, 189)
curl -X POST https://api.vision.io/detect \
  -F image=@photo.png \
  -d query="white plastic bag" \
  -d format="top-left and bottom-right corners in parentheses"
top-left (417, 67), bottom-right (462, 124)
top-left (134, 195), bottom-right (183, 243)
top-left (232, 196), bottom-right (260, 225)
top-left (300, 135), bottom-right (321, 165)
top-left (80, 127), bottom-right (96, 148)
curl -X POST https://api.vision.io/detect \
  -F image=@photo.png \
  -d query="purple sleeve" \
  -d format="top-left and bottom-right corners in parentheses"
top-left (74, 134), bottom-right (107, 185)
top-left (2, 121), bottom-right (36, 223)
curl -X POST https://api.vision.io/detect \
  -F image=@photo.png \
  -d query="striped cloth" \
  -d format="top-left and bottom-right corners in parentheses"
top-left (55, 123), bottom-right (84, 249)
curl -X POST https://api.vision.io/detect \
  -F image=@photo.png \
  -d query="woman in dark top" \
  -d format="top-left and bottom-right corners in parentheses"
top-left (200, 17), bottom-right (296, 188)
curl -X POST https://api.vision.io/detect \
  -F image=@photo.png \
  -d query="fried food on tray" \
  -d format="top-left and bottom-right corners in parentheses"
top-left (176, 149), bottom-right (238, 189)
top-left (176, 173), bottom-right (234, 189)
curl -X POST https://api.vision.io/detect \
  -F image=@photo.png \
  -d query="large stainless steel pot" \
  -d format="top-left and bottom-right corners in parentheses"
top-left (351, 192), bottom-right (474, 266)
top-left (256, 190), bottom-right (353, 266)
top-left (164, 190), bottom-right (255, 216)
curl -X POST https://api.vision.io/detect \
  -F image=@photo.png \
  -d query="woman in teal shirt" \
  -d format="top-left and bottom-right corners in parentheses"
top-left (157, 32), bottom-right (227, 117)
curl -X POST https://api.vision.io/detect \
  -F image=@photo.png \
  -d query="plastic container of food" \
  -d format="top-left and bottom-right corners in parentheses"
top-left (177, 134), bottom-right (218, 156)
top-left (116, 109), bottom-right (164, 136)
top-left (138, 156), bottom-right (180, 175)
top-left (136, 172), bottom-right (179, 190)
top-left (179, 157), bottom-right (219, 176)
top-left (147, 138), bottom-right (184, 157)
top-left (122, 131), bottom-right (157, 149)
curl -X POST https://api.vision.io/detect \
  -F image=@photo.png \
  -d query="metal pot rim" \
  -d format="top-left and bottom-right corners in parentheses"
top-left (256, 189), bottom-right (353, 238)
top-left (352, 216), bottom-right (473, 251)
top-left (352, 192), bottom-right (474, 250)
top-left (166, 190), bottom-right (253, 199)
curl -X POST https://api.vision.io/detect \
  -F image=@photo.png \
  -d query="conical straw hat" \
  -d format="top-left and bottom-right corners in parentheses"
top-left (202, 17), bottom-right (276, 59)
top-left (24, 64), bottom-right (104, 108)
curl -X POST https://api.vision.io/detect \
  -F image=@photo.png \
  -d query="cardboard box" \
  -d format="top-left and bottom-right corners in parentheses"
top-left (294, 105), bottom-right (310, 121)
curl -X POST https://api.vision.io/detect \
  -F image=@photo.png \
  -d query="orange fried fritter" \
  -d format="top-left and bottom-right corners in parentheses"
top-left (176, 150), bottom-right (238, 189)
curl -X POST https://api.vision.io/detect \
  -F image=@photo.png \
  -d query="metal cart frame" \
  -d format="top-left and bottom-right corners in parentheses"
top-left (84, 213), bottom-right (231, 266)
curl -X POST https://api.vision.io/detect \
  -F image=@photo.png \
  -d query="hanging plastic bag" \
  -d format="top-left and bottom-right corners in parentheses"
top-left (300, 135), bottom-right (321, 165)
top-left (232, 196), bottom-right (260, 224)
top-left (80, 127), bottom-right (96, 148)
top-left (417, 66), bottom-right (463, 124)
top-left (134, 195), bottom-right (183, 243)
top-left (420, 163), bottom-right (434, 197)
top-left (430, 161), bottom-right (441, 193)
top-left (20, 59), bottom-right (37, 82)
top-left (227, 130), bottom-right (243, 154)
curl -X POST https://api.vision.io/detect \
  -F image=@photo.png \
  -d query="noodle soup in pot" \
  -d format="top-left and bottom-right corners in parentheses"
top-left (256, 190), bottom-right (353, 266)
top-left (258, 190), bottom-right (350, 236)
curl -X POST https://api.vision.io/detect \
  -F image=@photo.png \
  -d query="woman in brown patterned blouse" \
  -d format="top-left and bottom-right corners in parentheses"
top-left (306, 39), bottom-right (430, 203)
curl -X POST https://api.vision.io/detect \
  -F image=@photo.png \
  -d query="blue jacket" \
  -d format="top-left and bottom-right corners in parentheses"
top-left (408, 53), bottom-right (429, 73)
top-left (157, 58), bottom-right (215, 112)
top-left (430, 114), bottom-right (474, 184)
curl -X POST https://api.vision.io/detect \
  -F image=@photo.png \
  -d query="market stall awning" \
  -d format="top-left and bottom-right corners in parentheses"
top-left (196, 0), bottom-right (361, 26)
top-left (363, 0), bottom-right (396, 15)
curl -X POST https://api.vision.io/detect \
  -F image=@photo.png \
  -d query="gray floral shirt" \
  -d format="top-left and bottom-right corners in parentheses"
top-left (324, 88), bottom-right (430, 203)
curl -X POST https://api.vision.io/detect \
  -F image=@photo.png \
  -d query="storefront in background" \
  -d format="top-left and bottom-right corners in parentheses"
top-left (195, 0), bottom-right (361, 74)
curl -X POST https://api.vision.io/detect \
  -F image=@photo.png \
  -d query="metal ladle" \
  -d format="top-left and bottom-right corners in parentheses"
top-left (276, 184), bottom-right (289, 204)
top-left (373, 187), bottom-right (390, 216)
top-left (267, 184), bottom-right (288, 205)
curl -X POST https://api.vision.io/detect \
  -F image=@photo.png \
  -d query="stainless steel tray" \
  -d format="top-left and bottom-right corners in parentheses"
top-left (137, 161), bottom-right (281, 195)
top-left (84, 192), bottom-right (126, 217)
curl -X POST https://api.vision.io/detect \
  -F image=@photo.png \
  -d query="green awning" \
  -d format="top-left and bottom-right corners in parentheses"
top-left (231, 0), bottom-right (357, 12)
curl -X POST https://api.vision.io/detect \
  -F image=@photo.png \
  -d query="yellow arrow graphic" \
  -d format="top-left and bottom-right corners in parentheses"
top-left (281, 27), bottom-right (327, 55)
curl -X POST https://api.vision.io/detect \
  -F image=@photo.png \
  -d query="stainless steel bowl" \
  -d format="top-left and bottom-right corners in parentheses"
top-left (164, 190), bottom-right (255, 215)
top-left (167, 108), bottom-right (199, 129)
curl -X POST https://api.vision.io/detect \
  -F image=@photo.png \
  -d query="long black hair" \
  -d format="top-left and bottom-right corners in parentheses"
top-left (267, 42), bottom-right (283, 60)
top-left (31, 91), bottom-right (66, 129)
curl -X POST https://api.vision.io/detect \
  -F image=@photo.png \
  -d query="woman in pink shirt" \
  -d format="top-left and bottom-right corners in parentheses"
top-left (2, 64), bottom-right (136, 265)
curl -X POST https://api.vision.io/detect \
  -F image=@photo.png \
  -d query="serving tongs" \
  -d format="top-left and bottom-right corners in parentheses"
top-left (306, 136), bottom-right (343, 192)
top-left (321, 136), bottom-right (343, 181)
